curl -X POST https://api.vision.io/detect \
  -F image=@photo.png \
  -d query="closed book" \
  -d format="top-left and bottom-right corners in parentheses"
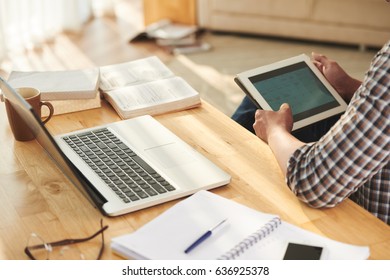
top-left (8, 68), bottom-right (100, 100)
top-left (7, 68), bottom-right (101, 116)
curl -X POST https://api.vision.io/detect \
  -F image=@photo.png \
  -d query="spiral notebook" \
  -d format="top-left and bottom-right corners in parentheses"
top-left (111, 191), bottom-right (369, 260)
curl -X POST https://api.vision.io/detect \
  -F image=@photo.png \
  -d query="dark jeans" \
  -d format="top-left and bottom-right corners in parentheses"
top-left (231, 96), bottom-right (341, 142)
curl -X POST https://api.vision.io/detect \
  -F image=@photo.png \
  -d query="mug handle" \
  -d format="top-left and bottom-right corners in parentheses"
top-left (40, 101), bottom-right (54, 124)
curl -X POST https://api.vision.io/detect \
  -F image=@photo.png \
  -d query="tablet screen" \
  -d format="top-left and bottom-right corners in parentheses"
top-left (248, 62), bottom-right (340, 121)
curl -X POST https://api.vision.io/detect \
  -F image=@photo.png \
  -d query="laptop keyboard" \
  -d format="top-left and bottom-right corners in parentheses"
top-left (62, 128), bottom-right (176, 203)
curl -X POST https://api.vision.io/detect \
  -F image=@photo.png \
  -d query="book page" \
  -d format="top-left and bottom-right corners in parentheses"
top-left (105, 76), bottom-right (199, 112)
top-left (99, 56), bottom-right (174, 91)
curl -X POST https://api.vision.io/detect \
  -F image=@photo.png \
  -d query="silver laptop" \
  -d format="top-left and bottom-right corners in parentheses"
top-left (0, 77), bottom-right (231, 216)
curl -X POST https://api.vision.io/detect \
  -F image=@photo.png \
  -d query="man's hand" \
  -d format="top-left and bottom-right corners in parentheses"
top-left (253, 103), bottom-right (304, 175)
top-left (253, 103), bottom-right (293, 144)
top-left (312, 52), bottom-right (361, 102)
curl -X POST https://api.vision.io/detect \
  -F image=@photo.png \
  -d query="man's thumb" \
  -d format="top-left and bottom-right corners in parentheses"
top-left (280, 103), bottom-right (290, 111)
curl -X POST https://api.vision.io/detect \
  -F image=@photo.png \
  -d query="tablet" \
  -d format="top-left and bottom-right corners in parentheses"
top-left (235, 54), bottom-right (347, 131)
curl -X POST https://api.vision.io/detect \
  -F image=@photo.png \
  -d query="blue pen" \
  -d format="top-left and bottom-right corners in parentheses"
top-left (184, 218), bottom-right (227, 254)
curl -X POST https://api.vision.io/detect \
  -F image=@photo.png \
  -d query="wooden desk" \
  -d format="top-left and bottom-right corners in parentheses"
top-left (0, 100), bottom-right (389, 260)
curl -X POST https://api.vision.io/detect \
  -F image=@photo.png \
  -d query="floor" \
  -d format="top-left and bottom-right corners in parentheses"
top-left (0, 0), bottom-right (378, 117)
top-left (167, 32), bottom-right (376, 116)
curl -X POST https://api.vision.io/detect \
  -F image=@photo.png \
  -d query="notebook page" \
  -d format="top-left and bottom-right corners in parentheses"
top-left (111, 190), bottom-right (277, 260)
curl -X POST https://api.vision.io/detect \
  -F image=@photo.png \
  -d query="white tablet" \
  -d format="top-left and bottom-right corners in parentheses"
top-left (235, 54), bottom-right (347, 131)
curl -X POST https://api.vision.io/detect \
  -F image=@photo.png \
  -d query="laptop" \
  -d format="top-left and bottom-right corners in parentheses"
top-left (0, 76), bottom-right (231, 216)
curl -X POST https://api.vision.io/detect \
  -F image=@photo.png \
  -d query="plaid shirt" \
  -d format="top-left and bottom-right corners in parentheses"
top-left (286, 40), bottom-right (390, 225)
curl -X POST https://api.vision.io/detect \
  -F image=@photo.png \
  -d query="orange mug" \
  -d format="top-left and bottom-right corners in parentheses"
top-left (4, 87), bottom-right (54, 141)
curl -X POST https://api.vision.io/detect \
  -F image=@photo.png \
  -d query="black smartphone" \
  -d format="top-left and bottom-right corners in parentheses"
top-left (283, 243), bottom-right (323, 260)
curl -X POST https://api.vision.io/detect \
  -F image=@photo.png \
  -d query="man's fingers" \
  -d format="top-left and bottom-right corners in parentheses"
top-left (312, 52), bottom-right (328, 63)
top-left (312, 60), bottom-right (323, 72)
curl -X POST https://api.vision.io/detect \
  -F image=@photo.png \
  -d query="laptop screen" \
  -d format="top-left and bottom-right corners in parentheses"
top-left (0, 76), bottom-right (104, 209)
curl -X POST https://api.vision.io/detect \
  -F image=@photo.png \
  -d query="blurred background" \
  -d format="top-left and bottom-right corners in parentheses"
top-left (1, 0), bottom-right (389, 116)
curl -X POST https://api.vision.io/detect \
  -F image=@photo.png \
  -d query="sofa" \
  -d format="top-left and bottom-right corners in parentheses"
top-left (197, 0), bottom-right (390, 48)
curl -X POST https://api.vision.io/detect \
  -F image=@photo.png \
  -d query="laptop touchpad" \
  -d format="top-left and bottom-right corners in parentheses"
top-left (145, 143), bottom-right (196, 169)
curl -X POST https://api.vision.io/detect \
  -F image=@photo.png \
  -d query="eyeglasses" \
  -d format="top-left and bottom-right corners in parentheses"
top-left (24, 219), bottom-right (108, 260)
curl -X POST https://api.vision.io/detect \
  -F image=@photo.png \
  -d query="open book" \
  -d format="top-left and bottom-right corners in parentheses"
top-left (111, 190), bottom-right (370, 260)
top-left (99, 56), bottom-right (201, 119)
top-left (129, 19), bottom-right (198, 43)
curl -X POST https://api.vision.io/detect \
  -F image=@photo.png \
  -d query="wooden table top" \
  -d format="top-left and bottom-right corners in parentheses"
top-left (0, 99), bottom-right (389, 260)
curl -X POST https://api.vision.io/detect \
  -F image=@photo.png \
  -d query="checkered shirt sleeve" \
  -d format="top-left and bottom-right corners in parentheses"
top-left (286, 41), bottom-right (390, 224)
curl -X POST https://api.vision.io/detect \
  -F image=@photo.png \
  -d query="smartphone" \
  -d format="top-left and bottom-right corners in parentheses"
top-left (283, 243), bottom-right (323, 260)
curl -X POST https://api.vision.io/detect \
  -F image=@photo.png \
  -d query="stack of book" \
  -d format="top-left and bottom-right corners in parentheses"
top-left (7, 68), bottom-right (100, 117)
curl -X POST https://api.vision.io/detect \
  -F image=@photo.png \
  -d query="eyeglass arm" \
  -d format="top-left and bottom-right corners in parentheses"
top-left (25, 220), bottom-right (108, 260)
